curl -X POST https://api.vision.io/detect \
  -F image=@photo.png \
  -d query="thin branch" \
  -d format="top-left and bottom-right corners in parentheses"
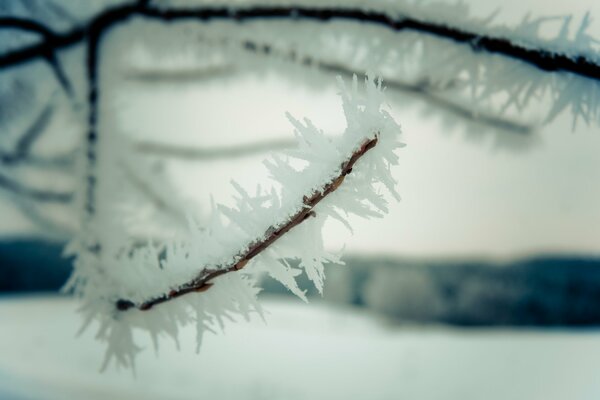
top-left (1, 4), bottom-right (599, 82)
top-left (44, 51), bottom-right (73, 96)
top-left (0, 172), bottom-right (73, 203)
top-left (0, 97), bottom-right (54, 163)
top-left (0, 17), bottom-right (77, 96)
top-left (120, 161), bottom-right (187, 223)
top-left (0, 149), bottom-right (75, 169)
top-left (0, 97), bottom-right (74, 168)
top-left (126, 53), bottom-right (534, 135)
top-left (2, 3), bottom-right (590, 219)
top-left (124, 64), bottom-right (234, 82)
top-left (115, 136), bottom-right (378, 311)
top-left (136, 138), bottom-right (295, 160)
top-left (238, 39), bottom-right (536, 134)
top-left (43, 1), bottom-right (79, 25)
top-left (0, 16), bottom-right (57, 37)
top-left (0, 24), bottom-right (83, 68)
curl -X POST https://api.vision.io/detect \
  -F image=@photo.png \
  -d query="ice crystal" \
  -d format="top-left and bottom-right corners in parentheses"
top-left (65, 74), bottom-right (403, 369)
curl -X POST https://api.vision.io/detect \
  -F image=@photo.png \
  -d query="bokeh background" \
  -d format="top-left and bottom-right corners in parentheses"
top-left (1, 0), bottom-right (600, 399)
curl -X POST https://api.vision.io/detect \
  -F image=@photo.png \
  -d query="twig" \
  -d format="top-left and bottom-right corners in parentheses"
top-left (6, 2), bottom-right (589, 219)
top-left (0, 98), bottom-right (54, 163)
top-left (1, 4), bottom-right (599, 82)
top-left (0, 172), bottom-right (72, 203)
top-left (135, 138), bottom-right (295, 160)
top-left (115, 136), bottom-right (378, 311)
top-left (120, 161), bottom-right (186, 223)
top-left (126, 45), bottom-right (534, 135)
top-left (0, 96), bottom-right (75, 169)
top-left (238, 39), bottom-right (535, 134)
top-left (0, 17), bottom-right (56, 37)
top-left (0, 17), bottom-right (74, 96)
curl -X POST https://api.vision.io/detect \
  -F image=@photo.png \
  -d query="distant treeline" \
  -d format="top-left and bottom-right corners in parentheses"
top-left (263, 256), bottom-right (600, 327)
top-left (2, 239), bottom-right (600, 326)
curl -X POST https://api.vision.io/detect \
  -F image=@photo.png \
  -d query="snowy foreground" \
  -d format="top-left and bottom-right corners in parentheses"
top-left (1, 295), bottom-right (600, 400)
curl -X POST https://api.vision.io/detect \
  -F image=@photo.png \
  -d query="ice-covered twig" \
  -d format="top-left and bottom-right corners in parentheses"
top-left (126, 38), bottom-right (534, 135)
top-left (237, 39), bottom-right (536, 134)
top-left (2, 3), bottom-right (599, 81)
top-left (66, 74), bottom-right (402, 369)
top-left (116, 136), bottom-right (378, 311)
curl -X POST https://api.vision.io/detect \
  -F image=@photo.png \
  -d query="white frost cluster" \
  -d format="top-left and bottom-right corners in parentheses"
top-left (65, 74), bottom-right (403, 370)
top-left (144, 0), bottom-right (600, 131)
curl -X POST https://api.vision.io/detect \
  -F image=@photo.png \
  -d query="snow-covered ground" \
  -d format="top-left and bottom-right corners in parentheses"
top-left (1, 295), bottom-right (600, 400)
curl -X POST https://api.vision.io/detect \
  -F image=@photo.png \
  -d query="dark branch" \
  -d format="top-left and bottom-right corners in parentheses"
top-left (0, 17), bottom-right (76, 95)
top-left (0, 172), bottom-right (72, 203)
top-left (1, 4), bottom-right (599, 82)
top-left (115, 136), bottom-right (378, 311)
top-left (126, 41), bottom-right (534, 135)
top-left (0, 26), bottom-right (83, 68)
top-left (0, 17), bottom-right (57, 37)
top-left (238, 39), bottom-right (535, 134)
top-left (0, 97), bottom-right (73, 168)
top-left (1, 98), bottom-right (54, 163)
top-left (44, 52), bottom-right (73, 96)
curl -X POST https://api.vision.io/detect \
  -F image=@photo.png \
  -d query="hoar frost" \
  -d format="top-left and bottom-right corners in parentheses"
top-left (64, 74), bottom-right (403, 370)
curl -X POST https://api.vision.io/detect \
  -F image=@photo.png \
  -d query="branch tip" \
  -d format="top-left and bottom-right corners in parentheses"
top-left (114, 135), bottom-right (379, 311)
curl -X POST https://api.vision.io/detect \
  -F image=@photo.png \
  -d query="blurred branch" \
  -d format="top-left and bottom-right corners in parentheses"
top-left (1, 4), bottom-right (599, 82)
top-left (2, 150), bottom-right (75, 169)
top-left (125, 38), bottom-right (535, 135)
top-left (119, 161), bottom-right (187, 223)
top-left (0, 96), bottom-right (75, 168)
top-left (2, 2), bottom-right (594, 217)
top-left (115, 136), bottom-right (378, 311)
top-left (0, 16), bottom-right (57, 37)
top-left (45, 3), bottom-right (78, 25)
top-left (124, 64), bottom-right (234, 82)
top-left (0, 172), bottom-right (72, 203)
top-left (239, 40), bottom-right (536, 135)
top-left (0, 17), bottom-right (78, 96)
top-left (1, 97), bottom-right (52, 162)
top-left (136, 138), bottom-right (295, 160)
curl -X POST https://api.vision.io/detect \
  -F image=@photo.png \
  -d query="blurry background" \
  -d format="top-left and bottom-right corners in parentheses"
top-left (1, 0), bottom-right (600, 399)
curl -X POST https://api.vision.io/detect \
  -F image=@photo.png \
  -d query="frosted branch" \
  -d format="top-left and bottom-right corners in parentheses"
top-left (65, 73), bottom-right (403, 369)
top-left (116, 136), bottom-right (377, 311)
top-left (1, 3), bottom-right (598, 82)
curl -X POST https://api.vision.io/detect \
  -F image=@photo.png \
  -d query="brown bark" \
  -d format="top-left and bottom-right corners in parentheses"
top-left (116, 136), bottom-right (378, 311)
